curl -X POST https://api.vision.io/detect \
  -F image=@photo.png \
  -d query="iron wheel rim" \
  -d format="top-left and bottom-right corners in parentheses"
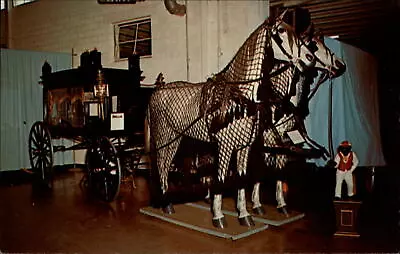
top-left (86, 136), bottom-right (121, 202)
top-left (28, 121), bottom-right (53, 186)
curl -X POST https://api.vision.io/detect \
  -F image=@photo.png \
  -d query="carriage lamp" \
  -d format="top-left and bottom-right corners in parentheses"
top-left (94, 69), bottom-right (109, 120)
top-left (94, 69), bottom-right (109, 98)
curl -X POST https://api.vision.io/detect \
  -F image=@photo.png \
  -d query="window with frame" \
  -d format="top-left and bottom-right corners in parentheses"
top-left (13, 0), bottom-right (35, 7)
top-left (114, 17), bottom-right (152, 61)
top-left (1, 0), bottom-right (36, 10)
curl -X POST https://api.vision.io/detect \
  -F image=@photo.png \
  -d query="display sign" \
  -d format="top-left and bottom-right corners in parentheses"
top-left (286, 130), bottom-right (305, 144)
top-left (89, 103), bottom-right (99, 117)
top-left (111, 113), bottom-right (124, 131)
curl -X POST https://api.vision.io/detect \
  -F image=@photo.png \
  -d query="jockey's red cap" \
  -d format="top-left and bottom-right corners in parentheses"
top-left (340, 140), bottom-right (352, 147)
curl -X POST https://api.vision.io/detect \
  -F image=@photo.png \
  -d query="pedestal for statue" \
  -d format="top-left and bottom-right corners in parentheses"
top-left (333, 200), bottom-right (362, 237)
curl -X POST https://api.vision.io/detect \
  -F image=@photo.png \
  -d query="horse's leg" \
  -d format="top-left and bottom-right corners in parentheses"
top-left (236, 188), bottom-right (256, 226)
top-left (276, 180), bottom-right (289, 216)
top-left (156, 137), bottom-right (182, 214)
top-left (210, 162), bottom-right (227, 227)
top-left (251, 182), bottom-right (265, 215)
top-left (212, 193), bottom-right (226, 228)
top-left (205, 187), bottom-right (211, 203)
top-left (248, 138), bottom-right (266, 215)
top-left (275, 154), bottom-right (289, 216)
top-left (236, 148), bottom-right (255, 226)
top-left (211, 142), bottom-right (233, 228)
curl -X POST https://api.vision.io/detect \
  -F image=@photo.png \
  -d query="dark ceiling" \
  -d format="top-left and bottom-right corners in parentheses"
top-left (270, 0), bottom-right (400, 56)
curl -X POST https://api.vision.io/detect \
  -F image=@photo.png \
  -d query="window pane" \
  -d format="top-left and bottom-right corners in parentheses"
top-left (135, 39), bottom-right (152, 56)
top-left (119, 42), bottom-right (135, 59)
top-left (138, 22), bottom-right (151, 39)
top-left (119, 25), bottom-right (137, 43)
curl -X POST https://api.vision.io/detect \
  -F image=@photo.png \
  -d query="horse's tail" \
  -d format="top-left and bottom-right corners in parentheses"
top-left (145, 95), bottom-right (165, 207)
top-left (144, 108), bottom-right (151, 154)
top-left (144, 84), bottom-right (157, 154)
top-left (144, 72), bottom-right (164, 153)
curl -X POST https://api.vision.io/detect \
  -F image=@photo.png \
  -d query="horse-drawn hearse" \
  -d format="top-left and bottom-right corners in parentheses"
top-left (28, 49), bottom-right (153, 202)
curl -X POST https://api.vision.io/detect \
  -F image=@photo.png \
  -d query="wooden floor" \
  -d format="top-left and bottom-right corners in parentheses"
top-left (0, 167), bottom-right (399, 253)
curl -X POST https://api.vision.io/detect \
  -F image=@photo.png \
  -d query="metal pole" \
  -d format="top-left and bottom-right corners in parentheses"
top-left (328, 79), bottom-right (334, 160)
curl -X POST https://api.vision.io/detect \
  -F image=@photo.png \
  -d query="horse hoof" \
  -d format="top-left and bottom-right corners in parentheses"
top-left (278, 206), bottom-right (289, 217)
top-left (204, 197), bottom-right (211, 204)
top-left (238, 215), bottom-right (255, 227)
top-left (212, 217), bottom-right (227, 228)
top-left (162, 204), bottom-right (175, 214)
top-left (252, 206), bottom-right (265, 215)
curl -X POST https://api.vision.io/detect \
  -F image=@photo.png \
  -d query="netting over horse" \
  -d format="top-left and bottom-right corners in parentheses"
top-left (147, 11), bottom-right (317, 228)
top-left (195, 32), bottom-right (346, 217)
top-left (250, 7), bottom-right (346, 216)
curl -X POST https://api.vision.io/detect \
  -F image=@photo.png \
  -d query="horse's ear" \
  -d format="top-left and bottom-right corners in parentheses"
top-left (277, 9), bottom-right (288, 21)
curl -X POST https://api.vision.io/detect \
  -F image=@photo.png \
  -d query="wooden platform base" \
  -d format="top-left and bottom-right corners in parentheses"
top-left (140, 203), bottom-right (268, 240)
top-left (187, 199), bottom-right (305, 226)
top-left (334, 200), bottom-right (362, 237)
top-left (140, 198), bottom-right (306, 240)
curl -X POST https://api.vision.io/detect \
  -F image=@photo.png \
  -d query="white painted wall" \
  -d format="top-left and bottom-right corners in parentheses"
top-left (186, 0), bottom-right (269, 82)
top-left (7, 0), bottom-right (269, 83)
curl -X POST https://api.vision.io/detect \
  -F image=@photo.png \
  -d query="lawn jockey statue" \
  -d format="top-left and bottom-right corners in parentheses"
top-left (334, 141), bottom-right (359, 200)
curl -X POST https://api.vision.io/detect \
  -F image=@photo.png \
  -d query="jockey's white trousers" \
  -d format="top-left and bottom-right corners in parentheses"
top-left (335, 170), bottom-right (354, 198)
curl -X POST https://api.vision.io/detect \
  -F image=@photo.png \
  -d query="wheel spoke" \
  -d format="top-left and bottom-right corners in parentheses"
top-left (40, 127), bottom-right (45, 140)
top-left (31, 158), bottom-right (38, 168)
top-left (31, 136), bottom-right (40, 148)
top-left (33, 126), bottom-right (39, 137)
top-left (43, 154), bottom-right (51, 166)
top-left (35, 126), bottom-right (42, 143)
top-left (35, 157), bottom-right (42, 170)
top-left (34, 157), bottom-right (40, 169)
top-left (39, 159), bottom-right (44, 171)
top-left (31, 152), bottom-right (39, 160)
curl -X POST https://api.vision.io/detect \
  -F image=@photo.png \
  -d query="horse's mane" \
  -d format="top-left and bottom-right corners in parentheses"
top-left (216, 19), bottom-right (274, 83)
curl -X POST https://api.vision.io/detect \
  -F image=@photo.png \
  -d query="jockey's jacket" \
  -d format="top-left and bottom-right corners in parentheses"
top-left (334, 151), bottom-right (359, 172)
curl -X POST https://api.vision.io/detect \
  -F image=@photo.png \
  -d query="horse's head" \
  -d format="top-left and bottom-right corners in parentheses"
top-left (305, 33), bottom-right (346, 78)
top-left (269, 10), bottom-right (316, 72)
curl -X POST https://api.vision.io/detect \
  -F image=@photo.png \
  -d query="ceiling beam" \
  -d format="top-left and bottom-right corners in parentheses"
top-left (310, 5), bottom-right (387, 19)
top-left (301, 0), bottom-right (373, 12)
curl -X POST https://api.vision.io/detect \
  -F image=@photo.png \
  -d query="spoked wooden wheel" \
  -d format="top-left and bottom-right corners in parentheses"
top-left (86, 136), bottom-right (121, 202)
top-left (28, 121), bottom-right (54, 187)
